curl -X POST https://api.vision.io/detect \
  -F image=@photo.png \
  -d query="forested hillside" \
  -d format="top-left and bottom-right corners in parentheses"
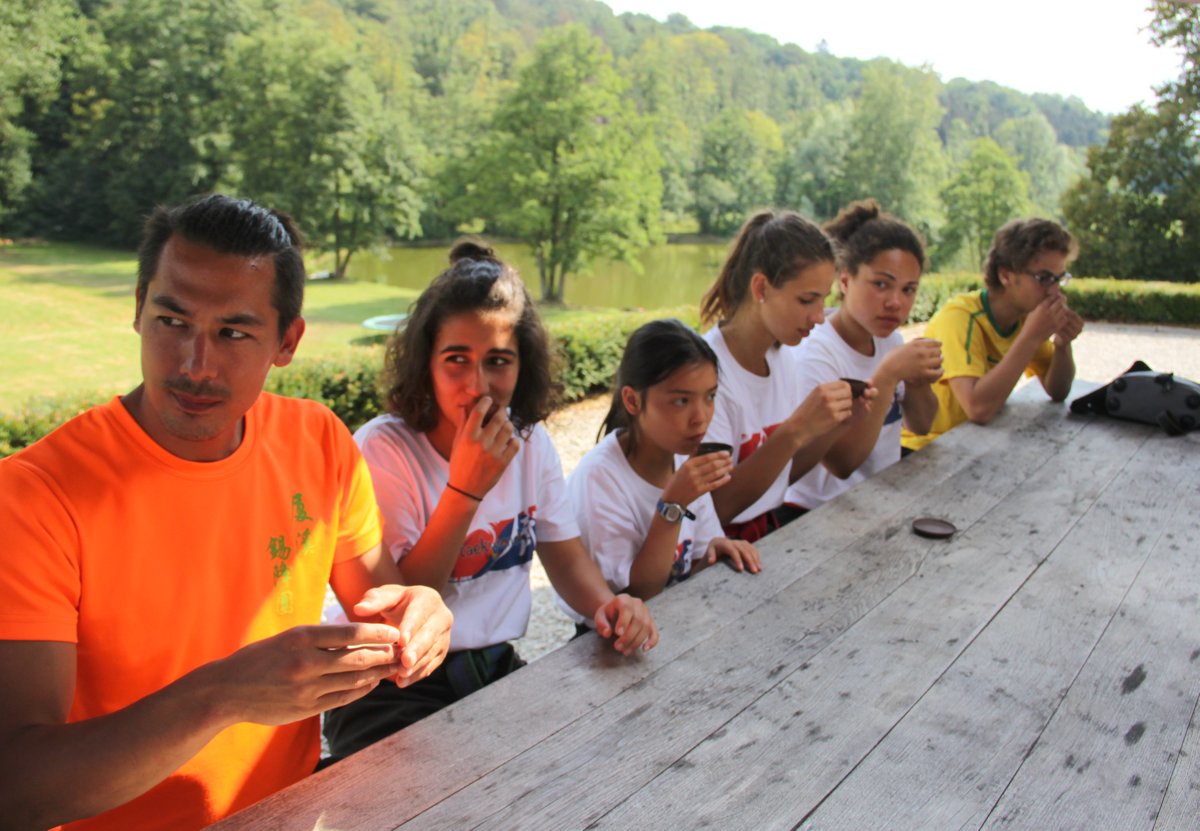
top-left (2, 0), bottom-right (1116, 289)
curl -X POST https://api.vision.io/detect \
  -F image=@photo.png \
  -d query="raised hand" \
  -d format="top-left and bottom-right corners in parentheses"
top-left (446, 395), bottom-right (520, 499)
top-left (353, 584), bottom-right (453, 687)
top-left (786, 380), bottom-right (855, 442)
top-left (661, 451), bottom-right (734, 507)
top-left (879, 337), bottom-right (944, 387)
top-left (1054, 305), bottom-right (1084, 346)
top-left (1022, 294), bottom-right (1069, 343)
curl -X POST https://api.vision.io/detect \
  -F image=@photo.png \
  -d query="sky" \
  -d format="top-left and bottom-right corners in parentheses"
top-left (602, 0), bottom-right (1184, 115)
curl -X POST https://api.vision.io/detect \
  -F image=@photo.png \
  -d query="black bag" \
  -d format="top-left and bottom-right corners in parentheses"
top-left (1070, 361), bottom-right (1200, 436)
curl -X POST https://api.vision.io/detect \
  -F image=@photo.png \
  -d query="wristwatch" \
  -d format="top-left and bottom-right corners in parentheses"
top-left (656, 498), bottom-right (696, 524)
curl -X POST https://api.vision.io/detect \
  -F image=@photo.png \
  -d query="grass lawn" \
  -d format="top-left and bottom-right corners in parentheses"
top-left (0, 242), bottom-right (432, 413)
top-left (0, 241), bottom-right (596, 414)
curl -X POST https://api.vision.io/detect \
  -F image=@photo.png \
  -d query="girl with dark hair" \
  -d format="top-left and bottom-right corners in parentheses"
top-left (785, 200), bottom-right (943, 510)
top-left (699, 210), bottom-right (858, 542)
top-left (557, 320), bottom-right (760, 628)
top-left (901, 218), bottom-right (1083, 451)
top-left (323, 240), bottom-right (658, 760)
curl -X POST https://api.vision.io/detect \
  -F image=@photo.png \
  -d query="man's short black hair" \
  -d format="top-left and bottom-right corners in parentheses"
top-left (137, 194), bottom-right (306, 337)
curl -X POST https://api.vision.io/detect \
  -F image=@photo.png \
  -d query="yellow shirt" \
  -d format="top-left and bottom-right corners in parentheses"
top-left (901, 289), bottom-right (1054, 450)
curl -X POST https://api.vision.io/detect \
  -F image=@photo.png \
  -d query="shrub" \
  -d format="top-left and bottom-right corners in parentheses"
top-left (264, 348), bottom-right (385, 433)
top-left (551, 305), bottom-right (700, 402)
top-left (0, 393), bottom-right (111, 457)
top-left (1064, 277), bottom-right (1200, 325)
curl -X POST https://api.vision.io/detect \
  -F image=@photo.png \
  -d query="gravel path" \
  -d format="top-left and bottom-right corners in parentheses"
top-left (515, 321), bottom-right (1200, 662)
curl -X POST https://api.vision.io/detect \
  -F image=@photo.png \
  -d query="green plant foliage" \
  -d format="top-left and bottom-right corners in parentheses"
top-left (263, 349), bottom-right (387, 433)
top-left (451, 24), bottom-right (663, 302)
top-left (550, 305), bottom-right (701, 401)
top-left (906, 273), bottom-right (985, 323)
top-left (1063, 277), bottom-right (1200, 324)
top-left (0, 392), bottom-right (111, 458)
top-left (1063, 101), bottom-right (1200, 281)
top-left (939, 138), bottom-right (1031, 269)
top-left (221, 17), bottom-right (425, 278)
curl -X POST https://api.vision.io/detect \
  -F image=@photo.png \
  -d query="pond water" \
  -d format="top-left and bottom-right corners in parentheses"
top-left (349, 241), bottom-right (731, 309)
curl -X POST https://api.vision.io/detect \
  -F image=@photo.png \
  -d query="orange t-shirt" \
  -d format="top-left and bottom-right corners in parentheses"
top-left (0, 393), bottom-right (382, 830)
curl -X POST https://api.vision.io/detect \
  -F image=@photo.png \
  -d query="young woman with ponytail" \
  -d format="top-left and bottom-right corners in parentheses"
top-left (784, 199), bottom-right (943, 511)
top-left (699, 211), bottom-right (859, 542)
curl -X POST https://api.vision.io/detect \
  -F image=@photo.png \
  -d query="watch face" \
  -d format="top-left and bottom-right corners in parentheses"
top-left (659, 501), bottom-right (684, 523)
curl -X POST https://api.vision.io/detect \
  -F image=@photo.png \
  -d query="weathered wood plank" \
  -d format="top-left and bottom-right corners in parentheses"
top-left (211, 397), bottom-right (1095, 831)
top-left (980, 450), bottom-right (1200, 830)
top-left (581, 416), bottom-right (1144, 830)
top-left (1155, 689), bottom-right (1200, 829)
top-left (797, 427), bottom-right (1192, 829)
top-left (394, 415), bottom-right (1136, 829)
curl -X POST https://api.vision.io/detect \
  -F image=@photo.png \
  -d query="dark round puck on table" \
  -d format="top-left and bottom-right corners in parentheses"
top-left (696, 441), bottom-right (733, 456)
top-left (912, 517), bottom-right (957, 539)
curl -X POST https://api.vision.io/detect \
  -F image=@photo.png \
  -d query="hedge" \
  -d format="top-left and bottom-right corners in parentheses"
top-left (2, 281), bottom-right (1196, 458)
top-left (910, 273), bottom-right (1200, 325)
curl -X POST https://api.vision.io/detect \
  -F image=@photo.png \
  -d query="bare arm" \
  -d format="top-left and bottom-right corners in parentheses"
top-left (952, 296), bottom-right (1076, 423)
top-left (820, 382), bottom-right (892, 478)
top-left (383, 397), bottom-right (519, 590)
top-left (539, 538), bottom-right (659, 654)
top-left (0, 623), bottom-right (403, 830)
top-left (900, 381), bottom-right (939, 436)
top-left (1039, 306), bottom-right (1083, 401)
top-left (711, 381), bottom-right (853, 524)
top-left (626, 453), bottom-right (732, 600)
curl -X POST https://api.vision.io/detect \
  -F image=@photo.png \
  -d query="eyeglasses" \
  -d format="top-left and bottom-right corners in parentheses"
top-left (1025, 270), bottom-right (1072, 287)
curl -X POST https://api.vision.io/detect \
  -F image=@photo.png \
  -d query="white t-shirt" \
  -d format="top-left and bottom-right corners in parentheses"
top-left (336, 413), bottom-right (580, 651)
top-left (785, 314), bottom-right (906, 509)
top-left (556, 431), bottom-right (724, 625)
top-left (703, 325), bottom-right (804, 524)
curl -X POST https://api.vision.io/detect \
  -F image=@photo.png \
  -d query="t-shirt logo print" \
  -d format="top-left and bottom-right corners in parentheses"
top-left (268, 492), bottom-right (314, 615)
top-left (451, 506), bottom-right (538, 582)
top-left (738, 423), bottom-right (781, 461)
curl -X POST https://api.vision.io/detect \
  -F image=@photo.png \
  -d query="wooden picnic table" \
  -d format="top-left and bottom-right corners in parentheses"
top-left (214, 380), bottom-right (1199, 830)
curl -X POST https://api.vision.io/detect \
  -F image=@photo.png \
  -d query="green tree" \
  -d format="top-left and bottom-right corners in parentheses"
top-left (37, 0), bottom-right (255, 244)
top-left (455, 25), bottom-right (662, 302)
top-left (1058, 2), bottom-right (1200, 280)
top-left (0, 0), bottom-right (81, 226)
top-left (994, 113), bottom-right (1082, 217)
top-left (692, 109), bottom-right (783, 235)
top-left (1062, 102), bottom-right (1200, 280)
top-left (939, 138), bottom-right (1030, 269)
top-left (221, 17), bottom-right (424, 279)
top-left (775, 101), bottom-right (852, 221)
top-left (838, 62), bottom-right (947, 228)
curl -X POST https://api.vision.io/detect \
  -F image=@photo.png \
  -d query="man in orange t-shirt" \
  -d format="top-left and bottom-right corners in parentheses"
top-left (0, 194), bottom-right (453, 830)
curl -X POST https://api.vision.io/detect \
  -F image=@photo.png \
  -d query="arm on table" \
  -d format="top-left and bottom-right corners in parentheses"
top-left (0, 622), bottom-right (403, 830)
top-left (1040, 305), bottom-right (1083, 401)
top-left (539, 538), bottom-right (659, 655)
top-left (952, 295), bottom-right (1081, 422)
